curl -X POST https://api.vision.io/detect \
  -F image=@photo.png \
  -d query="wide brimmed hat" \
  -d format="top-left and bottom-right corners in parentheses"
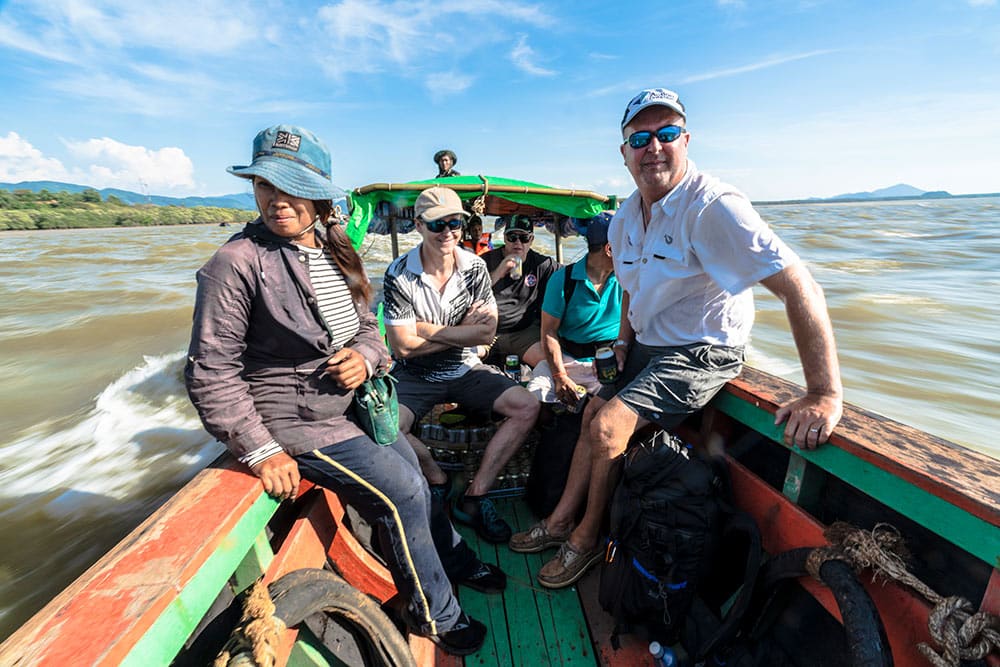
top-left (621, 88), bottom-right (686, 129)
top-left (228, 125), bottom-right (338, 200)
top-left (414, 186), bottom-right (470, 221)
top-left (433, 149), bottom-right (457, 165)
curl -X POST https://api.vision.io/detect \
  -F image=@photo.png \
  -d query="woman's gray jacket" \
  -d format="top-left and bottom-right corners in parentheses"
top-left (185, 220), bottom-right (389, 460)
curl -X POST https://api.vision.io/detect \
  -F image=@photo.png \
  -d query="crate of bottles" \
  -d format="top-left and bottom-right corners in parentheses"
top-left (417, 405), bottom-right (536, 498)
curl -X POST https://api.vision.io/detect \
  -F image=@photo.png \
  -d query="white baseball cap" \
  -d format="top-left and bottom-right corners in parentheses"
top-left (621, 88), bottom-right (686, 129)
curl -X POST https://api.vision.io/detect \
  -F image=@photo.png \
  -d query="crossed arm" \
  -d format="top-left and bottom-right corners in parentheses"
top-left (386, 301), bottom-right (498, 359)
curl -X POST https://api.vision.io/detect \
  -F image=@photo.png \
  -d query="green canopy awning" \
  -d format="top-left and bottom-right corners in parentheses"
top-left (345, 175), bottom-right (615, 249)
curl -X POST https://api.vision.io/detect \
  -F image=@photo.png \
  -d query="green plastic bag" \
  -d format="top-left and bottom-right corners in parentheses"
top-left (352, 373), bottom-right (399, 446)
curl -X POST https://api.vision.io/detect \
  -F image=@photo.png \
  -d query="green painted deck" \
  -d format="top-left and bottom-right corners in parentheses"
top-left (450, 497), bottom-right (648, 667)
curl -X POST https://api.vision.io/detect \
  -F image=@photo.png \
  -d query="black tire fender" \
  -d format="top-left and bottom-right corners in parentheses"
top-left (754, 548), bottom-right (893, 667)
top-left (267, 568), bottom-right (416, 667)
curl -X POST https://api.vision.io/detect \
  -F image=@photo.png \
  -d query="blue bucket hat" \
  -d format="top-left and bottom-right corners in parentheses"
top-left (228, 125), bottom-right (338, 200)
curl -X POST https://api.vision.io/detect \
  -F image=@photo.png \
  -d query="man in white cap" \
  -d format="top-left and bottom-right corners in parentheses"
top-left (383, 186), bottom-right (540, 544)
top-left (511, 88), bottom-right (843, 589)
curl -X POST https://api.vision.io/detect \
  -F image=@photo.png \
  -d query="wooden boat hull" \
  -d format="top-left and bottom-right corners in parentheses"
top-left (1, 367), bottom-right (997, 666)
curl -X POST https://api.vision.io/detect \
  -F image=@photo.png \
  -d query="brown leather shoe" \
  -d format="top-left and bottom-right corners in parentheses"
top-left (537, 541), bottom-right (602, 589)
top-left (509, 520), bottom-right (571, 553)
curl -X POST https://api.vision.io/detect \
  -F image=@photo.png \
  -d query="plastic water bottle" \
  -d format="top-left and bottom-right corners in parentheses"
top-left (649, 641), bottom-right (677, 667)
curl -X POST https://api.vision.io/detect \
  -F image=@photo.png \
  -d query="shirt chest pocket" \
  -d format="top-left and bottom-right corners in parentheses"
top-left (646, 234), bottom-right (698, 282)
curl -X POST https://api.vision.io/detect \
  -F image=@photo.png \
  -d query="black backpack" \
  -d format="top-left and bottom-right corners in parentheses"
top-left (598, 430), bottom-right (762, 656)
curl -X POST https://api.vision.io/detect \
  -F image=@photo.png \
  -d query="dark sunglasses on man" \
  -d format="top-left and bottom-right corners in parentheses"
top-left (625, 124), bottom-right (687, 149)
top-left (423, 216), bottom-right (465, 233)
top-left (504, 231), bottom-right (533, 243)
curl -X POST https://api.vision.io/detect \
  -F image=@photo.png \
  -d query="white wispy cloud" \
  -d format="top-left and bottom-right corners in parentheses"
top-left (50, 72), bottom-right (193, 117)
top-left (317, 0), bottom-right (556, 79)
top-left (2, 0), bottom-right (259, 55)
top-left (589, 48), bottom-right (838, 99)
top-left (425, 72), bottom-right (475, 97)
top-left (681, 49), bottom-right (835, 84)
top-left (509, 34), bottom-right (556, 76)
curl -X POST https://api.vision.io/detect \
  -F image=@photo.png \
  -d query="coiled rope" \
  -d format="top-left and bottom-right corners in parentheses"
top-left (470, 175), bottom-right (490, 216)
top-left (214, 579), bottom-right (286, 667)
top-left (805, 521), bottom-right (999, 666)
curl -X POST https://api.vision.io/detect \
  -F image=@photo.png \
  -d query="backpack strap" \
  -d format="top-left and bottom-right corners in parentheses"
top-left (693, 509), bottom-right (763, 661)
top-left (563, 259), bottom-right (580, 308)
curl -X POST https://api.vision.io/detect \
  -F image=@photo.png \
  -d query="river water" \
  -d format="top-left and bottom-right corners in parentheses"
top-left (1, 196), bottom-right (998, 640)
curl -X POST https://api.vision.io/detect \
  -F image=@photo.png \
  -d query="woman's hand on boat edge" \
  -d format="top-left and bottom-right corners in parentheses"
top-left (251, 452), bottom-right (301, 501)
top-left (774, 393), bottom-right (843, 450)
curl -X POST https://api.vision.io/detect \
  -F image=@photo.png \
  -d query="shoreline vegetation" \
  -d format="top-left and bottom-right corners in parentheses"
top-left (0, 188), bottom-right (253, 231)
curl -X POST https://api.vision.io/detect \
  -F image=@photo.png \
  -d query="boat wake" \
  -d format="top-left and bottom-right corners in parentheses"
top-left (0, 352), bottom-right (221, 517)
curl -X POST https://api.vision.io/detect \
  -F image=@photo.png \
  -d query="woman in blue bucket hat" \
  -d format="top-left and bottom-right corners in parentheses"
top-left (186, 125), bottom-right (499, 655)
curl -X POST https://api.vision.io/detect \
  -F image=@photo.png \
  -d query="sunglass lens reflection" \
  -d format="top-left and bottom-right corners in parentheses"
top-left (427, 219), bottom-right (463, 232)
top-left (627, 125), bottom-right (684, 148)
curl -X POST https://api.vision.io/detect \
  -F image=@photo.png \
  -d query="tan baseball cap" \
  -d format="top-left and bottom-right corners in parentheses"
top-left (414, 186), bottom-right (470, 221)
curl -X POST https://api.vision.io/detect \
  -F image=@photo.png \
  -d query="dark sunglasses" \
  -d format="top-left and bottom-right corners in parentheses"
top-left (505, 232), bottom-right (533, 243)
top-left (625, 124), bottom-right (687, 149)
top-left (423, 217), bottom-right (464, 233)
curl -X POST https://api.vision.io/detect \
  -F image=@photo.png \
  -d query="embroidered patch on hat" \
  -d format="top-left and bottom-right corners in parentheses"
top-left (274, 131), bottom-right (302, 152)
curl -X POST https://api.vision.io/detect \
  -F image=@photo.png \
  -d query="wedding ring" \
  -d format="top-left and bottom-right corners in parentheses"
top-left (809, 427), bottom-right (820, 432)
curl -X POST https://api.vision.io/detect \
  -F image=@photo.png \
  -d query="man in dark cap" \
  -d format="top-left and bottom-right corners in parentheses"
top-left (433, 149), bottom-right (460, 178)
top-left (480, 214), bottom-right (558, 367)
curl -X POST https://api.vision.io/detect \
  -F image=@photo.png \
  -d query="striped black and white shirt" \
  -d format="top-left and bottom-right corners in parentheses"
top-left (382, 246), bottom-right (494, 381)
top-left (300, 244), bottom-right (359, 348)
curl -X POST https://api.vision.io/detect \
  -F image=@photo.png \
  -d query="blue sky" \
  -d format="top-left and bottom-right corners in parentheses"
top-left (1, 0), bottom-right (998, 201)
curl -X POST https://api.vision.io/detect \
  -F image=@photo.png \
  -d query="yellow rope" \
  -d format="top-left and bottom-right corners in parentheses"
top-left (214, 579), bottom-right (287, 667)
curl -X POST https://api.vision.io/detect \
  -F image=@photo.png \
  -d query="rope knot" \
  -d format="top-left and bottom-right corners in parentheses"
top-left (214, 579), bottom-right (287, 667)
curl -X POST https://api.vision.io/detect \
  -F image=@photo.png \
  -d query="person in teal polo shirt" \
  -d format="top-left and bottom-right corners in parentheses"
top-left (524, 213), bottom-right (621, 409)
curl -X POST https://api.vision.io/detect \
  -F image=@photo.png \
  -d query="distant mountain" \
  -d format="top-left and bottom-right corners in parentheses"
top-left (0, 180), bottom-right (347, 211)
top-left (759, 183), bottom-right (979, 206)
top-left (830, 183), bottom-right (929, 200)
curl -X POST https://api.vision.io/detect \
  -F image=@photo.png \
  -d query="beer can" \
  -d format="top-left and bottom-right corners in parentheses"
top-left (505, 354), bottom-right (521, 383)
top-left (595, 346), bottom-right (618, 384)
top-left (510, 256), bottom-right (523, 280)
top-left (567, 384), bottom-right (589, 413)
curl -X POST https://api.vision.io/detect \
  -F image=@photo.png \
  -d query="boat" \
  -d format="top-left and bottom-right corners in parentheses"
top-left (2, 179), bottom-right (998, 666)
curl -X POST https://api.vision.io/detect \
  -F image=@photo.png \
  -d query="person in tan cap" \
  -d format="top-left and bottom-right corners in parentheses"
top-left (383, 186), bottom-right (540, 544)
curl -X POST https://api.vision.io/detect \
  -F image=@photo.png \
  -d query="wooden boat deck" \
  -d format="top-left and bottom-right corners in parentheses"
top-left (440, 499), bottom-right (648, 667)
